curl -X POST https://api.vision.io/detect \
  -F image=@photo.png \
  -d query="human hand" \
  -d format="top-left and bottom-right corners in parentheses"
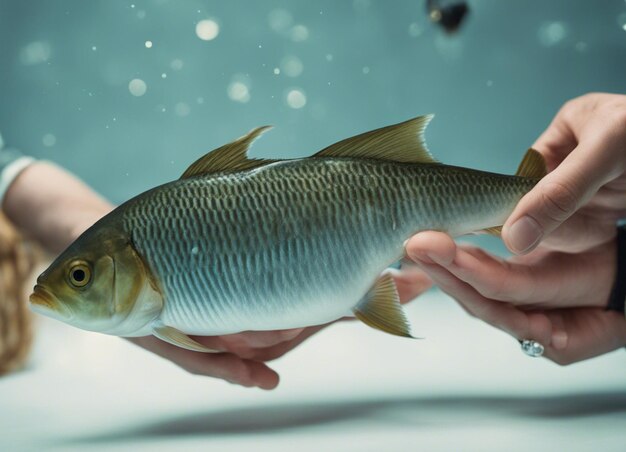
top-left (127, 327), bottom-right (323, 389)
top-left (502, 92), bottom-right (626, 254)
top-left (405, 93), bottom-right (626, 364)
top-left (407, 232), bottom-right (626, 364)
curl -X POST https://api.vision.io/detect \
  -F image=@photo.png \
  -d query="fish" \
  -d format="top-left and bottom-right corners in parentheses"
top-left (29, 115), bottom-right (547, 352)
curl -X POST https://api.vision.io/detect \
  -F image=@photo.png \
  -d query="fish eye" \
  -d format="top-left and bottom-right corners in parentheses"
top-left (68, 261), bottom-right (92, 288)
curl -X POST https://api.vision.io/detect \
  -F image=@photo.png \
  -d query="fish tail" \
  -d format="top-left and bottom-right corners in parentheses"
top-left (479, 149), bottom-right (547, 237)
top-left (515, 148), bottom-right (547, 180)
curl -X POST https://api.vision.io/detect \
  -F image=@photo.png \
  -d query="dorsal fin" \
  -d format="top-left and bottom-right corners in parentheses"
top-left (313, 114), bottom-right (438, 164)
top-left (180, 126), bottom-right (276, 179)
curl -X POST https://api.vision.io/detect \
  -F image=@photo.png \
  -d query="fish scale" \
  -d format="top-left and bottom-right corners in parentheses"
top-left (120, 158), bottom-right (535, 335)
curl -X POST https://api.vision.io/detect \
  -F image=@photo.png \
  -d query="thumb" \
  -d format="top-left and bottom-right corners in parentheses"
top-left (503, 143), bottom-right (610, 254)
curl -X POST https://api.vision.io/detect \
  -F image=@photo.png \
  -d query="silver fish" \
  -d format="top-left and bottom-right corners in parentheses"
top-left (29, 115), bottom-right (546, 351)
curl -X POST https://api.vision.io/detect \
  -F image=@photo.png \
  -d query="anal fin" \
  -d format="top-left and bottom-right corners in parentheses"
top-left (153, 324), bottom-right (219, 353)
top-left (353, 273), bottom-right (416, 338)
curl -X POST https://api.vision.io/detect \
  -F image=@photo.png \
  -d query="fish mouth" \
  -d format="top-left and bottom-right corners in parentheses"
top-left (29, 285), bottom-right (69, 320)
top-left (30, 284), bottom-right (55, 308)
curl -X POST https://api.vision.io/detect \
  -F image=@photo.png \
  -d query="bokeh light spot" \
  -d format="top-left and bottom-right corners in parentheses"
top-left (128, 78), bottom-right (147, 96)
top-left (196, 19), bottom-right (220, 41)
top-left (286, 89), bottom-right (306, 109)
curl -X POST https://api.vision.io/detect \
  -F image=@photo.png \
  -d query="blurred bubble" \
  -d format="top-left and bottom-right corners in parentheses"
top-left (197, 97), bottom-right (204, 104)
top-left (20, 41), bottom-right (51, 65)
top-left (286, 89), bottom-right (306, 109)
top-left (408, 23), bottom-right (423, 37)
top-left (228, 76), bottom-right (251, 103)
top-left (161, 73), bottom-right (167, 78)
top-left (175, 102), bottom-right (191, 117)
top-left (362, 66), bottom-right (370, 74)
top-left (128, 78), bottom-right (147, 96)
top-left (273, 67), bottom-right (280, 75)
top-left (268, 9), bottom-right (293, 32)
top-left (290, 25), bottom-right (309, 42)
top-left (486, 80), bottom-right (493, 87)
top-left (196, 19), bottom-right (220, 41)
top-left (281, 55), bottom-right (303, 77)
top-left (145, 40), bottom-right (153, 48)
top-left (42, 134), bottom-right (56, 147)
top-left (137, 10), bottom-right (146, 19)
top-left (537, 21), bottom-right (567, 46)
top-left (0, 132), bottom-right (4, 149)
top-left (91, 46), bottom-right (97, 51)
top-left (170, 59), bottom-right (184, 70)
top-left (325, 54), bottom-right (333, 62)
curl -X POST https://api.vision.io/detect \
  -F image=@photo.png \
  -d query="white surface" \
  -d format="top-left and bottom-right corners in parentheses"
top-left (1, 291), bottom-right (625, 452)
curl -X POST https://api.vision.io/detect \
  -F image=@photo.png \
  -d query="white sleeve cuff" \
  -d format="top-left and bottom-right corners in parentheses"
top-left (0, 156), bottom-right (36, 207)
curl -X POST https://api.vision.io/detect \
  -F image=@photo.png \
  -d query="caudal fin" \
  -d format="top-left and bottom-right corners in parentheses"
top-left (479, 148), bottom-right (547, 237)
top-left (516, 148), bottom-right (547, 180)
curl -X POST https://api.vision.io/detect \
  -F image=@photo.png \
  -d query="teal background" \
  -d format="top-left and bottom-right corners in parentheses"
top-left (1, 4), bottom-right (626, 450)
top-left (1, 0), bottom-right (625, 205)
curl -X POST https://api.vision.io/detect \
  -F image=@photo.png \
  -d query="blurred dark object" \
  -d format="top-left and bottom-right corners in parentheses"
top-left (426, 0), bottom-right (470, 33)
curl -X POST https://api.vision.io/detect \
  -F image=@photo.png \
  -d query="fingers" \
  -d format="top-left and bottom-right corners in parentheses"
top-left (388, 264), bottom-right (433, 303)
top-left (433, 245), bottom-right (547, 304)
top-left (406, 232), bottom-right (542, 305)
top-left (503, 95), bottom-right (626, 254)
top-left (217, 329), bottom-right (305, 352)
top-left (414, 260), bottom-right (555, 346)
top-left (405, 231), bottom-right (457, 265)
top-left (128, 336), bottom-right (279, 390)
top-left (539, 210), bottom-right (616, 253)
top-left (249, 324), bottom-right (330, 362)
top-left (503, 161), bottom-right (604, 254)
top-left (409, 232), bottom-right (615, 309)
top-left (541, 309), bottom-right (626, 365)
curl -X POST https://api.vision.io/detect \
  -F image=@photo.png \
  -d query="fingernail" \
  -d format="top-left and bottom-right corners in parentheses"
top-left (551, 331), bottom-right (568, 350)
top-left (508, 216), bottom-right (542, 253)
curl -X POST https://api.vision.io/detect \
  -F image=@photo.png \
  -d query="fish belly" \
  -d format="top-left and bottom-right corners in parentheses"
top-left (155, 225), bottom-right (403, 336)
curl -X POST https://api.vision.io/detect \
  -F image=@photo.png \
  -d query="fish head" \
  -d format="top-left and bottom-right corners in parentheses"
top-left (30, 225), bottom-right (163, 336)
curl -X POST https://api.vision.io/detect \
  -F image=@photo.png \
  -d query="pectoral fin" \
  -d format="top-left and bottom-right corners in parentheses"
top-left (153, 324), bottom-right (219, 353)
top-left (353, 273), bottom-right (416, 338)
